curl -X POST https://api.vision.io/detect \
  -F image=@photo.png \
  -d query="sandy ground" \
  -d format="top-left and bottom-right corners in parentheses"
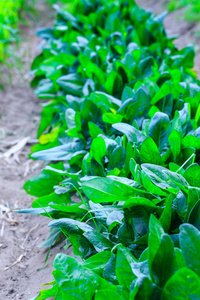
top-left (0, 0), bottom-right (200, 299)
top-left (0, 2), bottom-right (67, 300)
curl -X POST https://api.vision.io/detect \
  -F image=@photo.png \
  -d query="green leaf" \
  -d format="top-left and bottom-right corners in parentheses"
top-left (39, 227), bottom-right (61, 248)
top-left (53, 254), bottom-right (118, 300)
top-left (94, 289), bottom-right (122, 300)
top-left (24, 170), bottom-right (63, 197)
top-left (148, 215), bottom-right (164, 277)
top-left (129, 158), bottom-right (141, 184)
top-left (184, 163), bottom-right (200, 188)
top-left (49, 218), bottom-right (93, 235)
top-left (82, 177), bottom-right (146, 203)
top-left (187, 187), bottom-right (200, 220)
top-left (159, 194), bottom-right (174, 233)
top-left (168, 130), bottom-right (182, 161)
top-left (107, 146), bottom-right (126, 172)
top-left (49, 203), bottom-right (86, 214)
top-left (141, 170), bottom-right (168, 196)
top-left (83, 231), bottom-right (114, 252)
top-left (162, 268), bottom-right (200, 300)
top-left (131, 275), bottom-right (159, 300)
top-left (151, 234), bottom-right (175, 287)
top-left (112, 123), bottom-right (145, 145)
top-left (151, 81), bottom-right (181, 105)
top-left (102, 113), bottom-right (123, 124)
top-left (148, 112), bottom-right (171, 152)
top-left (140, 137), bottom-right (161, 164)
top-left (174, 248), bottom-right (186, 269)
top-left (182, 135), bottom-right (200, 150)
top-left (31, 140), bottom-right (85, 161)
top-left (163, 170), bottom-right (189, 194)
top-left (103, 254), bottom-right (118, 284)
top-left (88, 122), bottom-right (104, 139)
top-left (91, 136), bottom-right (107, 164)
top-left (179, 224), bottom-right (200, 277)
top-left (82, 251), bottom-right (112, 275)
top-left (124, 197), bottom-right (162, 215)
top-left (116, 245), bottom-right (137, 297)
top-left (33, 284), bottom-right (58, 300)
top-left (105, 70), bottom-right (123, 95)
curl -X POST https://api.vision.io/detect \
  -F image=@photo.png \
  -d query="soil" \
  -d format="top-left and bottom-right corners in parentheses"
top-left (0, 1), bottom-right (200, 299)
top-left (0, 2), bottom-right (67, 300)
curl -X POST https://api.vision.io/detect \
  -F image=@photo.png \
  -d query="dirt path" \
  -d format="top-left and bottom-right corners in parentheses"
top-left (0, 3), bottom-right (67, 300)
top-left (1, 1), bottom-right (200, 300)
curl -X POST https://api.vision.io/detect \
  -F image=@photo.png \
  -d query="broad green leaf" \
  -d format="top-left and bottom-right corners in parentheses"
top-left (49, 218), bottom-right (93, 235)
top-left (103, 254), bottom-right (118, 284)
top-left (151, 234), bottom-right (175, 287)
top-left (116, 245), bottom-right (137, 298)
top-left (49, 203), bottom-right (86, 214)
top-left (24, 170), bottom-right (63, 197)
top-left (182, 135), bottom-right (200, 150)
top-left (151, 81), bottom-right (181, 105)
top-left (174, 248), bottom-right (186, 269)
top-left (140, 137), bottom-right (161, 165)
top-left (162, 268), bottom-right (200, 300)
top-left (82, 251), bottom-right (112, 275)
top-left (159, 194), bottom-right (174, 233)
top-left (163, 170), bottom-right (189, 194)
top-left (179, 224), bottom-right (200, 276)
top-left (188, 199), bottom-right (200, 230)
top-left (91, 136), bottom-right (106, 164)
top-left (184, 163), bottom-right (200, 188)
top-left (124, 197), bottom-right (162, 215)
top-left (148, 215), bottom-right (164, 277)
top-left (102, 113), bottom-right (123, 124)
top-left (168, 130), bottom-right (182, 161)
top-left (148, 112), bottom-right (171, 152)
top-left (31, 140), bottom-right (85, 161)
top-left (112, 123), bottom-right (145, 145)
top-left (107, 146), bottom-right (126, 172)
top-left (141, 170), bottom-right (168, 196)
top-left (94, 289), bottom-right (122, 300)
top-left (53, 254), bottom-right (118, 300)
top-left (83, 231), bottom-right (114, 252)
top-left (82, 177), bottom-right (146, 203)
top-left (88, 122), bottom-right (104, 139)
top-left (33, 284), bottom-right (58, 300)
top-left (131, 275), bottom-right (159, 300)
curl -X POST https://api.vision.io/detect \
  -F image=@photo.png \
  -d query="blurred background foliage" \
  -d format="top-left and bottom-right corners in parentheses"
top-left (167, 0), bottom-right (200, 22)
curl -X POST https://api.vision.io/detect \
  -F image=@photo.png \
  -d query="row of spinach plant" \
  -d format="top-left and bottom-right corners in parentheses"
top-left (19, 0), bottom-right (200, 299)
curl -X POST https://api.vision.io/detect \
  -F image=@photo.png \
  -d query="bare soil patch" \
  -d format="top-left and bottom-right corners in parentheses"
top-left (0, 3), bottom-right (67, 299)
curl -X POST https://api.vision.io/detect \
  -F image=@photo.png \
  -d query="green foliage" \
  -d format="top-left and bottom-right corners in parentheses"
top-left (33, 223), bottom-right (200, 300)
top-left (16, 0), bottom-right (200, 298)
top-left (167, 0), bottom-right (200, 22)
top-left (0, 0), bottom-right (23, 62)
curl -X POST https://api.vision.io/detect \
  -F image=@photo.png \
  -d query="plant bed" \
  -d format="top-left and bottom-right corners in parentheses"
top-left (15, 0), bottom-right (200, 299)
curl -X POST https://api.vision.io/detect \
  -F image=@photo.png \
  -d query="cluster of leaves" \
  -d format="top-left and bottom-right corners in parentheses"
top-left (18, 0), bottom-right (200, 299)
top-left (34, 219), bottom-right (200, 299)
top-left (167, 0), bottom-right (200, 22)
top-left (0, 0), bottom-right (23, 62)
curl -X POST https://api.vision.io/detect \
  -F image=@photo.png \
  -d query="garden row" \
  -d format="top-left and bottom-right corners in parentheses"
top-left (19, 0), bottom-right (200, 299)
